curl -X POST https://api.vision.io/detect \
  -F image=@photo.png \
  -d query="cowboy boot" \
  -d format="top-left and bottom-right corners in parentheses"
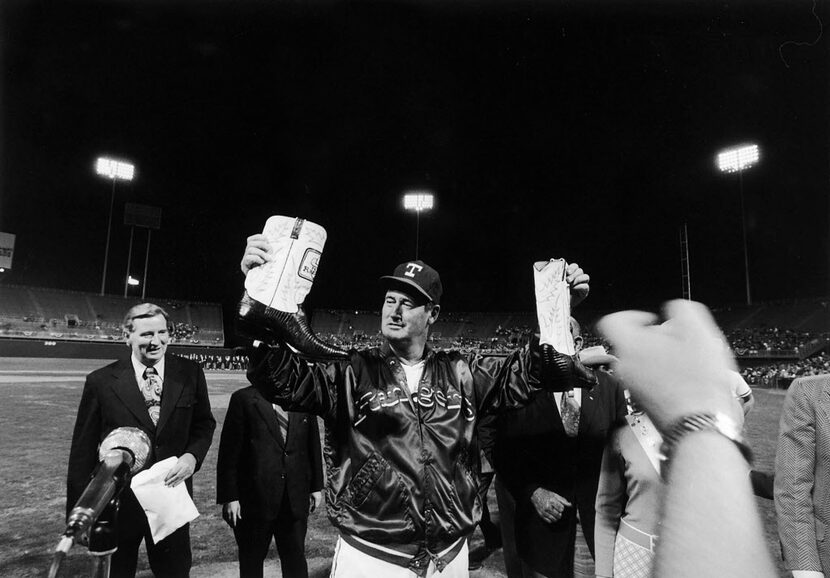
top-left (534, 259), bottom-right (596, 389)
top-left (540, 343), bottom-right (597, 390)
top-left (534, 259), bottom-right (574, 354)
top-left (238, 216), bottom-right (347, 359)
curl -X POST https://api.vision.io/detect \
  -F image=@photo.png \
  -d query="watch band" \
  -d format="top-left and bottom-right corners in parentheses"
top-left (659, 411), bottom-right (752, 477)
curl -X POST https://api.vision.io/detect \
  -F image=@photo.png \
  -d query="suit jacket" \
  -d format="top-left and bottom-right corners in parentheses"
top-left (67, 354), bottom-right (216, 514)
top-left (216, 385), bottom-right (324, 519)
top-left (493, 368), bottom-right (626, 570)
top-left (775, 375), bottom-right (830, 573)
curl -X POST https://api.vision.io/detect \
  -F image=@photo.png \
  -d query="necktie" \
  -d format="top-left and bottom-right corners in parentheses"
top-left (273, 404), bottom-right (289, 442)
top-left (560, 390), bottom-right (580, 437)
top-left (141, 367), bottom-right (163, 426)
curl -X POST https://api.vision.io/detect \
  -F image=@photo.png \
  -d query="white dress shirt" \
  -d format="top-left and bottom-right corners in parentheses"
top-left (131, 354), bottom-right (166, 385)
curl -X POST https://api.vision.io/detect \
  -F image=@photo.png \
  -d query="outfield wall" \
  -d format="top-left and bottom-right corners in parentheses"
top-left (0, 337), bottom-right (234, 359)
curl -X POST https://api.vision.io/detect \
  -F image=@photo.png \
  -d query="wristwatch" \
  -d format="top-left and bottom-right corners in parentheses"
top-left (659, 411), bottom-right (752, 477)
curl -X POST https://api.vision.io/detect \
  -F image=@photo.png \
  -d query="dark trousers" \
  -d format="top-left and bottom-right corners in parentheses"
top-left (495, 476), bottom-right (523, 578)
top-left (111, 491), bottom-right (192, 578)
top-left (517, 507), bottom-right (595, 578)
top-left (520, 505), bottom-right (577, 578)
top-left (477, 471), bottom-right (502, 549)
top-left (519, 524), bottom-right (576, 578)
top-left (232, 494), bottom-right (309, 578)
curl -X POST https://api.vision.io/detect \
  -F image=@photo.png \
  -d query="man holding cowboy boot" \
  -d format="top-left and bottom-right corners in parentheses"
top-left (237, 216), bottom-right (595, 578)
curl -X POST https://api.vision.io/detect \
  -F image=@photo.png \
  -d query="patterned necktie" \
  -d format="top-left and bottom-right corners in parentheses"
top-left (141, 366), bottom-right (163, 426)
top-left (560, 390), bottom-right (580, 437)
top-left (273, 404), bottom-right (289, 442)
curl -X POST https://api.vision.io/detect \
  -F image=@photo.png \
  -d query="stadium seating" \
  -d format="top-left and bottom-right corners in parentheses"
top-left (2, 285), bottom-right (826, 366)
top-left (0, 285), bottom-right (224, 346)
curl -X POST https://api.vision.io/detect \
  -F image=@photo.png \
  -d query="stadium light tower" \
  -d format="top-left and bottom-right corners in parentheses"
top-left (716, 143), bottom-right (760, 306)
top-left (403, 191), bottom-right (434, 260)
top-left (95, 157), bottom-right (135, 296)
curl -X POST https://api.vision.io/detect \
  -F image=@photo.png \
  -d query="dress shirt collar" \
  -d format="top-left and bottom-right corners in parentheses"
top-left (131, 354), bottom-right (165, 383)
top-left (553, 387), bottom-right (582, 415)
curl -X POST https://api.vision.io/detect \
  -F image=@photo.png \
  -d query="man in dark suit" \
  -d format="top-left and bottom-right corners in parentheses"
top-left (494, 321), bottom-right (626, 578)
top-left (217, 383), bottom-right (324, 578)
top-left (67, 303), bottom-right (216, 578)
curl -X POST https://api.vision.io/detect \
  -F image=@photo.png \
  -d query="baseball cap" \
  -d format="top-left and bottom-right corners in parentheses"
top-left (380, 260), bottom-right (443, 305)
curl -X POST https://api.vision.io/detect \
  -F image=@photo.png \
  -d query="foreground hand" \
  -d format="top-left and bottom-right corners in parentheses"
top-left (596, 299), bottom-right (738, 430)
top-left (222, 501), bottom-right (242, 527)
top-left (164, 453), bottom-right (197, 487)
top-left (309, 491), bottom-right (322, 513)
top-left (240, 234), bottom-right (273, 275)
top-left (531, 487), bottom-right (572, 524)
top-left (566, 262), bottom-right (590, 307)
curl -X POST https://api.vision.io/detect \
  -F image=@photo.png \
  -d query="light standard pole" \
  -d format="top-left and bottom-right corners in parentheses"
top-left (403, 192), bottom-right (434, 260)
top-left (717, 143), bottom-right (760, 306)
top-left (141, 229), bottom-right (152, 300)
top-left (123, 202), bottom-right (162, 300)
top-left (95, 157), bottom-right (135, 296)
top-left (124, 225), bottom-right (135, 297)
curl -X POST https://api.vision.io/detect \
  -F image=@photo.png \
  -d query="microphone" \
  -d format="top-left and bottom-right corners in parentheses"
top-left (49, 428), bottom-right (151, 578)
top-left (64, 427), bottom-right (151, 543)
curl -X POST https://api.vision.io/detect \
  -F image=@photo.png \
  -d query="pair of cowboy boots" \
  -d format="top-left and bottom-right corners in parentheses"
top-left (237, 216), bottom-right (596, 384)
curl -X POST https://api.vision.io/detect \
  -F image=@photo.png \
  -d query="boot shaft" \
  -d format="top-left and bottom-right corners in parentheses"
top-left (245, 216), bottom-right (327, 312)
top-left (533, 258), bottom-right (575, 355)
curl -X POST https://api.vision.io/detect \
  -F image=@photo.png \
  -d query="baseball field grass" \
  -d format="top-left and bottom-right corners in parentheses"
top-left (0, 357), bottom-right (788, 577)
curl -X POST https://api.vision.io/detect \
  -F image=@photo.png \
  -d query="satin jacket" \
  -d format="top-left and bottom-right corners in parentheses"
top-left (247, 340), bottom-right (549, 573)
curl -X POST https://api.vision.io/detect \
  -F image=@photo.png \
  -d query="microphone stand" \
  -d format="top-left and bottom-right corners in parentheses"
top-left (47, 487), bottom-right (126, 578)
top-left (49, 427), bottom-right (150, 578)
top-left (87, 496), bottom-right (120, 578)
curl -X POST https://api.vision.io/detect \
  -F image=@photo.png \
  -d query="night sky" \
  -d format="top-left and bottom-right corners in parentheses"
top-left (1, 0), bottom-right (828, 316)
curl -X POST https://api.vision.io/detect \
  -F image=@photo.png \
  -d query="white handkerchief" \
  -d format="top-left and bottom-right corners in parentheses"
top-left (130, 456), bottom-right (199, 543)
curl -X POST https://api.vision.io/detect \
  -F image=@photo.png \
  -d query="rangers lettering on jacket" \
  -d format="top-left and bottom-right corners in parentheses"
top-left (354, 384), bottom-right (475, 425)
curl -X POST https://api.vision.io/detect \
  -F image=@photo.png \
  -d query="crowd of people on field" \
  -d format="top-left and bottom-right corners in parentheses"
top-left (61, 223), bottom-right (830, 578)
top-left (181, 353), bottom-right (248, 370)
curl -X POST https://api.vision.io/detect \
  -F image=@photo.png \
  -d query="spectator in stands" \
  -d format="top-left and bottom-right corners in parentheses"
top-left (66, 303), bottom-right (216, 578)
top-left (740, 353), bottom-right (830, 388)
top-left (726, 327), bottom-right (814, 356)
